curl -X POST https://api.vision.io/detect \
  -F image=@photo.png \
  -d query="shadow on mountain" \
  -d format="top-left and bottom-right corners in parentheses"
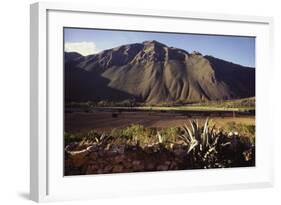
top-left (205, 56), bottom-right (255, 98)
top-left (64, 39), bottom-right (255, 103)
top-left (64, 60), bottom-right (135, 102)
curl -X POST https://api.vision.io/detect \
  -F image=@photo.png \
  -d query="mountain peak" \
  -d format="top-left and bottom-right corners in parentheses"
top-left (65, 41), bottom-right (255, 103)
top-left (191, 51), bottom-right (203, 56)
top-left (143, 40), bottom-right (167, 47)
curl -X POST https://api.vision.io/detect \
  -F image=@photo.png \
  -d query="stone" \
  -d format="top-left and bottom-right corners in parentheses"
top-left (86, 144), bottom-right (99, 152)
top-left (97, 169), bottom-right (105, 174)
top-left (132, 160), bottom-right (141, 166)
top-left (110, 144), bottom-right (126, 155)
top-left (156, 164), bottom-right (169, 171)
top-left (114, 155), bottom-right (125, 163)
top-left (98, 149), bottom-right (105, 157)
top-left (132, 160), bottom-right (145, 171)
top-left (164, 161), bottom-right (171, 166)
top-left (243, 149), bottom-right (253, 161)
top-left (89, 152), bottom-right (98, 160)
top-left (169, 161), bottom-right (178, 170)
top-left (123, 161), bottom-right (133, 169)
top-left (67, 148), bottom-right (90, 167)
top-left (145, 163), bottom-right (155, 171)
top-left (173, 145), bottom-right (187, 157)
top-left (65, 142), bottom-right (79, 152)
top-left (152, 143), bottom-right (160, 152)
top-left (103, 165), bottom-right (113, 172)
top-left (143, 145), bottom-right (156, 154)
top-left (112, 165), bottom-right (123, 173)
top-left (86, 164), bottom-right (99, 174)
top-left (133, 164), bottom-right (145, 172)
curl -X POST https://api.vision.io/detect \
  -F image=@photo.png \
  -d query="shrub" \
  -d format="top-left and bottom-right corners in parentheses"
top-left (65, 119), bottom-right (255, 169)
top-left (178, 119), bottom-right (255, 168)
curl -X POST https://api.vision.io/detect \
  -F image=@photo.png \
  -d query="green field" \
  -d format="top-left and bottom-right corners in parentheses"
top-left (66, 97), bottom-right (255, 112)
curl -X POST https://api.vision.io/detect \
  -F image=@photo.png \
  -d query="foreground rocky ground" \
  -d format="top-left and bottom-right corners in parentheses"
top-left (64, 127), bottom-right (255, 175)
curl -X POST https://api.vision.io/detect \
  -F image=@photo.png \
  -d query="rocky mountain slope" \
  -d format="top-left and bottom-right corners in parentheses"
top-left (65, 40), bottom-right (255, 103)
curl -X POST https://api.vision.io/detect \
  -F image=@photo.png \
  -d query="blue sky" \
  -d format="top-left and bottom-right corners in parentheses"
top-left (64, 27), bottom-right (255, 67)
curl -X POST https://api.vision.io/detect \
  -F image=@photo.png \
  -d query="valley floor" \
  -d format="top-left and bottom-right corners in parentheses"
top-left (65, 110), bottom-right (255, 134)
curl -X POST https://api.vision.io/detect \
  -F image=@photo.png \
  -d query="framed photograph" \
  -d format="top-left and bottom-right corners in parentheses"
top-left (30, 2), bottom-right (274, 202)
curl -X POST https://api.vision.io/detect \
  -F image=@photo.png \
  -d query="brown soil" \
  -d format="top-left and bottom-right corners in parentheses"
top-left (65, 111), bottom-right (255, 133)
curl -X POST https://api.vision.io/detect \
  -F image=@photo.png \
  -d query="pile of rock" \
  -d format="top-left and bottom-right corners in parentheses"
top-left (64, 142), bottom-right (191, 175)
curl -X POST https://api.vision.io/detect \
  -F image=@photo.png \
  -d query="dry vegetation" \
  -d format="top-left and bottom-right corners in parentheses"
top-left (64, 118), bottom-right (255, 175)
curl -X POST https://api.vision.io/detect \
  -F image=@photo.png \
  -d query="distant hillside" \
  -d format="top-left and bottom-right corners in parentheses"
top-left (65, 40), bottom-right (255, 103)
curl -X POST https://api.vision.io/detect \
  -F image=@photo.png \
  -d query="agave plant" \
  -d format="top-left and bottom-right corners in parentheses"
top-left (179, 119), bottom-right (216, 150)
top-left (178, 118), bottom-right (224, 167)
top-left (178, 118), bottom-right (256, 168)
top-left (157, 132), bottom-right (164, 144)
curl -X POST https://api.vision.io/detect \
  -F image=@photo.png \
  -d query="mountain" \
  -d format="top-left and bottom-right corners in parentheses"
top-left (64, 51), bottom-right (82, 63)
top-left (64, 40), bottom-right (255, 104)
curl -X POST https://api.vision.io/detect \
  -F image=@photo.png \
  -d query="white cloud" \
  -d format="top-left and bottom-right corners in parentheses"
top-left (65, 42), bottom-right (99, 56)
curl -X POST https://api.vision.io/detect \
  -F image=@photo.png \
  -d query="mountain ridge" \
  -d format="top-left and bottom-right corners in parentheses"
top-left (64, 40), bottom-right (255, 103)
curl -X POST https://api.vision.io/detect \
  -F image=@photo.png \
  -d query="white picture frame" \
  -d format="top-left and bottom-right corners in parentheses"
top-left (30, 2), bottom-right (274, 202)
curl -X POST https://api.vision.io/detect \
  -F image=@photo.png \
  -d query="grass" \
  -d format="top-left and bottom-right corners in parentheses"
top-left (223, 122), bottom-right (255, 144)
top-left (65, 124), bottom-right (183, 148)
top-left (65, 120), bottom-right (255, 148)
top-left (190, 97), bottom-right (255, 110)
top-left (65, 118), bottom-right (255, 170)
top-left (65, 97), bottom-right (255, 113)
top-left (224, 122), bottom-right (255, 136)
top-left (109, 125), bottom-right (180, 147)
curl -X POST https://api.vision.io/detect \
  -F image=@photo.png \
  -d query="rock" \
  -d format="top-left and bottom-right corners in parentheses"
top-left (132, 160), bottom-right (141, 166)
top-left (152, 143), bottom-right (161, 152)
top-left (123, 161), bottom-right (133, 169)
top-left (66, 148), bottom-right (90, 167)
top-left (164, 161), bottom-right (171, 166)
top-left (173, 145), bottom-right (187, 157)
top-left (111, 144), bottom-right (126, 154)
top-left (156, 164), bottom-right (169, 171)
top-left (133, 164), bottom-right (145, 172)
top-left (143, 145), bottom-right (154, 154)
top-left (89, 152), bottom-right (98, 160)
top-left (97, 169), bottom-right (105, 174)
top-left (132, 160), bottom-right (144, 171)
top-left (169, 161), bottom-right (178, 170)
top-left (103, 165), bottom-right (113, 172)
top-left (243, 149), bottom-right (253, 161)
top-left (145, 163), bottom-right (155, 171)
top-left (130, 145), bottom-right (140, 151)
top-left (114, 155), bottom-right (125, 163)
top-left (65, 142), bottom-right (79, 152)
top-left (86, 164), bottom-right (99, 174)
top-left (86, 144), bottom-right (99, 152)
top-left (98, 149), bottom-right (105, 157)
top-left (191, 51), bottom-right (202, 56)
top-left (112, 165), bottom-right (123, 173)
